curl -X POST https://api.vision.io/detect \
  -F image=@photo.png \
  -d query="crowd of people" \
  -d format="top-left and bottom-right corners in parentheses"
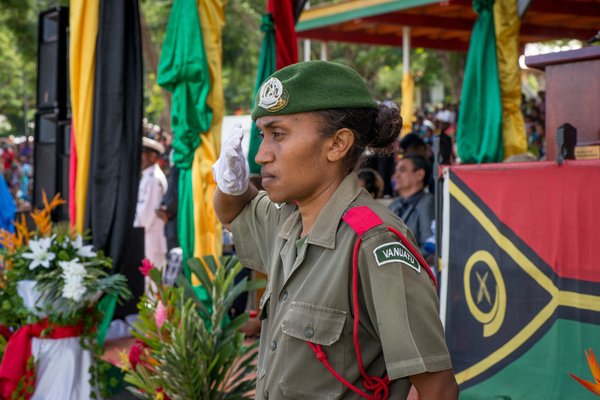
top-left (522, 91), bottom-right (546, 159)
top-left (355, 90), bottom-right (546, 263)
top-left (0, 139), bottom-right (34, 212)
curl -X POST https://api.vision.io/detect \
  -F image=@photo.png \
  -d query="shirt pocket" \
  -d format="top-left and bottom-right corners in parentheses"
top-left (256, 284), bottom-right (271, 380)
top-left (258, 284), bottom-right (271, 321)
top-left (279, 302), bottom-right (346, 400)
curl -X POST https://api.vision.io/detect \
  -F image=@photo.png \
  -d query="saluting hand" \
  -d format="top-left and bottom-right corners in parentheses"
top-left (212, 123), bottom-right (250, 196)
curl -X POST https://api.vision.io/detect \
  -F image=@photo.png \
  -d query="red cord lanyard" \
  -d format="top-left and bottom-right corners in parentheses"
top-left (307, 217), bottom-right (437, 400)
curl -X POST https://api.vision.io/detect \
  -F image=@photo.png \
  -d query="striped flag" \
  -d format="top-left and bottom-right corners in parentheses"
top-left (442, 161), bottom-right (600, 399)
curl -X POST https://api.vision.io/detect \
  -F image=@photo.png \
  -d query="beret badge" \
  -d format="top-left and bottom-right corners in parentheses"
top-left (258, 77), bottom-right (289, 112)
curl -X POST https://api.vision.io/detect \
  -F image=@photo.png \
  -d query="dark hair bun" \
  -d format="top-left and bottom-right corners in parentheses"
top-left (369, 104), bottom-right (402, 152)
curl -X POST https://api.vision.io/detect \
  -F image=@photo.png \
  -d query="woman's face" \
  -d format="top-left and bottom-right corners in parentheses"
top-left (255, 113), bottom-right (333, 204)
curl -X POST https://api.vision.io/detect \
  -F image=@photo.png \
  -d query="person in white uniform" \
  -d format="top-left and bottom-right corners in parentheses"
top-left (134, 137), bottom-right (168, 293)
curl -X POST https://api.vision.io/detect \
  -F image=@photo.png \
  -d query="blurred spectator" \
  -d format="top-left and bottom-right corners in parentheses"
top-left (1, 142), bottom-right (16, 184)
top-left (134, 137), bottom-right (168, 294)
top-left (156, 152), bottom-right (179, 252)
top-left (357, 168), bottom-right (384, 199)
top-left (389, 153), bottom-right (435, 262)
top-left (0, 172), bottom-right (16, 234)
top-left (399, 133), bottom-right (435, 193)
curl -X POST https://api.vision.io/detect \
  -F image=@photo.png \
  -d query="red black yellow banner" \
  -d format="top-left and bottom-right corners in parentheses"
top-left (442, 161), bottom-right (600, 399)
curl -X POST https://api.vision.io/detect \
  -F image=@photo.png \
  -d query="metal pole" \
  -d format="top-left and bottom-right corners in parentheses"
top-left (320, 41), bottom-right (328, 61)
top-left (304, 1), bottom-right (311, 61)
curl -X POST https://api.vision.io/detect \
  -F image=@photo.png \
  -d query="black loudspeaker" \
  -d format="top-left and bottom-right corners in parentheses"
top-left (33, 112), bottom-right (70, 221)
top-left (37, 7), bottom-right (69, 113)
top-left (33, 111), bottom-right (58, 208)
top-left (113, 227), bottom-right (145, 319)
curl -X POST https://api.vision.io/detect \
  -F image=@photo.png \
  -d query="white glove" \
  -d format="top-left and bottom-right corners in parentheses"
top-left (212, 123), bottom-right (249, 196)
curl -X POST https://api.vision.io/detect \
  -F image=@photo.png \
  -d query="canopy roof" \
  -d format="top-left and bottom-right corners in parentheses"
top-left (296, 0), bottom-right (600, 52)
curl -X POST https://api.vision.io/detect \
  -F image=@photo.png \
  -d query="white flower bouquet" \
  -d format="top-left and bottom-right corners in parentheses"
top-left (0, 194), bottom-right (129, 321)
top-left (0, 193), bottom-right (131, 399)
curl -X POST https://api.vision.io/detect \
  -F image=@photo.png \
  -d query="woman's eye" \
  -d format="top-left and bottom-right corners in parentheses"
top-left (258, 131), bottom-right (264, 140)
top-left (273, 131), bottom-right (283, 138)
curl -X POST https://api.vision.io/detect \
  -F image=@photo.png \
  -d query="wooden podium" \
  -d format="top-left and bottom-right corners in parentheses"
top-left (525, 46), bottom-right (600, 161)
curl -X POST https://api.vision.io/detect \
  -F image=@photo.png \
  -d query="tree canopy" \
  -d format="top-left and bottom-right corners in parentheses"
top-left (0, 0), bottom-right (464, 138)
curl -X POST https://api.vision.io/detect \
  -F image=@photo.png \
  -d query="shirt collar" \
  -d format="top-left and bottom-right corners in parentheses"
top-left (141, 164), bottom-right (156, 176)
top-left (279, 172), bottom-right (361, 249)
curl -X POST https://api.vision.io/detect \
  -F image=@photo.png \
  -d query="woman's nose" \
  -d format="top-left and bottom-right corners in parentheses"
top-left (254, 142), bottom-right (273, 166)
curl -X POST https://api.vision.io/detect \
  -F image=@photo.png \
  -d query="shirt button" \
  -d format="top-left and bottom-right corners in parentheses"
top-left (305, 328), bottom-right (314, 338)
top-left (264, 390), bottom-right (269, 399)
top-left (271, 341), bottom-right (277, 351)
top-left (282, 292), bottom-right (288, 301)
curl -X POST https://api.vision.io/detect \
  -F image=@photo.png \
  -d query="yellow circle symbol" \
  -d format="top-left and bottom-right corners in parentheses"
top-left (464, 250), bottom-right (506, 337)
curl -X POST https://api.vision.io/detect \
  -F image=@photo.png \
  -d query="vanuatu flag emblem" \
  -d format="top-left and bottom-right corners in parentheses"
top-left (441, 161), bottom-right (600, 399)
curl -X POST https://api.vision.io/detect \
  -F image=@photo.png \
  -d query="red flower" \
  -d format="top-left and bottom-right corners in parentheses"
top-left (129, 343), bottom-right (144, 371)
top-left (139, 258), bottom-right (154, 276)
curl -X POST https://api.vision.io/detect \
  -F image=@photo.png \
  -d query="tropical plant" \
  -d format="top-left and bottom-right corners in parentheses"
top-left (118, 255), bottom-right (265, 400)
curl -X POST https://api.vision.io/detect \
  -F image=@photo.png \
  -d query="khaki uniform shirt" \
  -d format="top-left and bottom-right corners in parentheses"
top-left (232, 173), bottom-right (452, 400)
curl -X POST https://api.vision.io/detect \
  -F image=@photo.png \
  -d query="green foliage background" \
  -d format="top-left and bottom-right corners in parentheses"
top-left (0, 0), bottom-right (464, 137)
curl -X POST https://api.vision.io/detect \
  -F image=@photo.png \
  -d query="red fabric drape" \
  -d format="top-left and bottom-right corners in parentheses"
top-left (267, 0), bottom-right (298, 69)
top-left (0, 320), bottom-right (83, 400)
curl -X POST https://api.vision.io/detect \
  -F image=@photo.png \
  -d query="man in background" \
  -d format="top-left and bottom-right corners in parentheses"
top-left (134, 137), bottom-right (168, 292)
top-left (389, 153), bottom-right (435, 263)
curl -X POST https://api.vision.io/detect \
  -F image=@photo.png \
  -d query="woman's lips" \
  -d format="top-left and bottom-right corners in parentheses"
top-left (261, 174), bottom-right (275, 185)
top-left (261, 171), bottom-right (275, 186)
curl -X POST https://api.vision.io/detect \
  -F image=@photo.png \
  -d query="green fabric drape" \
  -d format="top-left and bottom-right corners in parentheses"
top-left (96, 293), bottom-right (117, 346)
top-left (157, 0), bottom-right (212, 273)
top-left (456, 0), bottom-right (503, 164)
top-left (177, 169), bottom-right (194, 280)
top-left (248, 13), bottom-right (276, 175)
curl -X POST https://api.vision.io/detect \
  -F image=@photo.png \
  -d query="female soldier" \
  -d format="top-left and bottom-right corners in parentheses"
top-left (213, 61), bottom-right (458, 400)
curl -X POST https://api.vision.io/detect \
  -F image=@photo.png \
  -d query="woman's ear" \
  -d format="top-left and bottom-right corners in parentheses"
top-left (327, 128), bottom-right (354, 162)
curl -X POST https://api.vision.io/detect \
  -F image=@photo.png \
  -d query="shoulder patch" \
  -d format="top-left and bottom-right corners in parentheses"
top-left (373, 242), bottom-right (421, 273)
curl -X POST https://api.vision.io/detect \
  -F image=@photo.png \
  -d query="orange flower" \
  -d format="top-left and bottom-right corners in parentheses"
top-left (569, 349), bottom-right (600, 396)
top-left (29, 192), bottom-right (66, 238)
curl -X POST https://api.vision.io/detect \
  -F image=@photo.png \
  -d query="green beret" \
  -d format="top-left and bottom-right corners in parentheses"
top-left (251, 60), bottom-right (378, 122)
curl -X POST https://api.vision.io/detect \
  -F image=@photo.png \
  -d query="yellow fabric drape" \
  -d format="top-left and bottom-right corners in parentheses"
top-left (69, 0), bottom-right (99, 233)
top-left (191, 0), bottom-right (227, 284)
top-left (400, 72), bottom-right (415, 137)
top-left (494, 0), bottom-right (527, 159)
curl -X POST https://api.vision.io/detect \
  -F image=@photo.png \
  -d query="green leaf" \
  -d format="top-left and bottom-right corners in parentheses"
top-left (245, 278), bottom-right (267, 292)
top-left (175, 275), bottom-right (211, 318)
top-left (148, 266), bottom-right (163, 289)
top-left (57, 249), bottom-right (70, 261)
top-left (220, 315), bottom-right (249, 348)
top-left (202, 255), bottom-right (220, 276)
top-left (186, 258), bottom-right (212, 292)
